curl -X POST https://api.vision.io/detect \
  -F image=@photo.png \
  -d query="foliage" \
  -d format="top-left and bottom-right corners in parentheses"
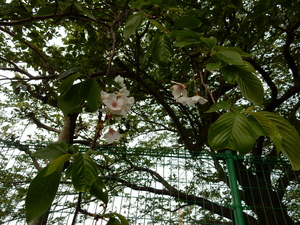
top-left (0, 0), bottom-right (300, 224)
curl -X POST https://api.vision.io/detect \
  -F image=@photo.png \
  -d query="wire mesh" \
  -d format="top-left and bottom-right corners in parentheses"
top-left (0, 141), bottom-right (299, 225)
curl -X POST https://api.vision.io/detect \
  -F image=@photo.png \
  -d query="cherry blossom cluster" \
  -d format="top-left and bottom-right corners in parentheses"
top-left (170, 81), bottom-right (208, 106)
top-left (101, 75), bottom-right (134, 144)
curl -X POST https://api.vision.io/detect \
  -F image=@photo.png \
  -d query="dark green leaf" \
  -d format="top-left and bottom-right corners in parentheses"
top-left (82, 79), bottom-right (100, 112)
top-left (33, 142), bottom-right (68, 160)
top-left (221, 65), bottom-right (239, 84)
top-left (170, 29), bottom-right (200, 42)
top-left (208, 112), bottom-right (256, 154)
top-left (173, 16), bottom-right (202, 29)
top-left (58, 67), bottom-right (86, 80)
top-left (36, 6), bottom-right (55, 16)
top-left (89, 179), bottom-right (108, 204)
top-left (115, 213), bottom-right (130, 225)
top-left (26, 164), bottom-right (63, 223)
top-left (107, 217), bottom-right (122, 225)
top-left (72, 153), bottom-right (98, 192)
top-left (148, 34), bottom-right (173, 64)
top-left (58, 82), bottom-right (85, 115)
top-left (58, 73), bottom-right (82, 93)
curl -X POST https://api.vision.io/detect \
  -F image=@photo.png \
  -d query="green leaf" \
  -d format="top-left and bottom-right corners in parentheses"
top-left (200, 36), bottom-right (217, 49)
top-left (173, 16), bottom-right (202, 29)
top-left (73, 2), bottom-right (96, 20)
top-left (115, 213), bottom-right (130, 225)
top-left (247, 112), bottom-right (282, 152)
top-left (44, 154), bottom-right (72, 177)
top-left (170, 29), bottom-right (200, 42)
top-left (107, 217), bottom-right (122, 225)
top-left (205, 101), bottom-right (231, 113)
top-left (72, 153), bottom-right (98, 192)
top-left (148, 19), bottom-right (168, 33)
top-left (82, 79), bottom-right (100, 112)
top-left (221, 65), bottom-right (239, 84)
top-left (58, 82), bottom-right (85, 115)
top-left (124, 12), bottom-right (144, 40)
top-left (148, 34), bottom-right (173, 64)
top-left (26, 164), bottom-right (63, 223)
top-left (89, 179), bottom-right (108, 204)
top-left (236, 70), bottom-right (264, 105)
top-left (58, 73), bottom-right (82, 93)
top-left (216, 50), bottom-right (244, 65)
top-left (33, 142), bottom-right (69, 159)
top-left (206, 61), bottom-right (222, 71)
top-left (260, 111), bottom-right (300, 170)
top-left (58, 67), bottom-right (86, 80)
top-left (36, 6), bottom-right (55, 16)
top-left (208, 112), bottom-right (256, 154)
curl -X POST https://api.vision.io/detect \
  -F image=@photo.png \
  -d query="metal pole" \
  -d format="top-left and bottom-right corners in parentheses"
top-left (224, 150), bottom-right (245, 225)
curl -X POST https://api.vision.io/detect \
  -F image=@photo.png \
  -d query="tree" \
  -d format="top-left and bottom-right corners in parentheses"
top-left (0, 0), bottom-right (300, 224)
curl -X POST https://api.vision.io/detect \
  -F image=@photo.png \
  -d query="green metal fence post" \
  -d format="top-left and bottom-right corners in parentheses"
top-left (224, 150), bottom-right (245, 225)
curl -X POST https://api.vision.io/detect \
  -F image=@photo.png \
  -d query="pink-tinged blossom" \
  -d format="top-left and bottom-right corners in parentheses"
top-left (103, 93), bottom-right (124, 111)
top-left (104, 128), bottom-right (122, 144)
top-left (170, 81), bottom-right (187, 99)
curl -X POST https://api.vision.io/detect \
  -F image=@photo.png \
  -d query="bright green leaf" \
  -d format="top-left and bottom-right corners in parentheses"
top-left (208, 112), bottom-right (256, 154)
top-left (72, 153), bottom-right (98, 192)
top-left (236, 70), bottom-right (264, 105)
top-left (260, 111), bottom-right (300, 170)
top-left (44, 154), bottom-right (72, 177)
top-left (124, 12), bottom-right (144, 40)
top-left (216, 50), bottom-right (244, 65)
top-left (33, 142), bottom-right (68, 159)
top-left (26, 164), bottom-right (63, 223)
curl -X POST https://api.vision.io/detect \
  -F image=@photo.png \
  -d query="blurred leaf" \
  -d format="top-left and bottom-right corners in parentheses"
top-left (221, 65), bottom-right (239, 84)
top-left (200, 36), bottom-right (217, 49)
top-left (58, 67), bottom-right (86, 80)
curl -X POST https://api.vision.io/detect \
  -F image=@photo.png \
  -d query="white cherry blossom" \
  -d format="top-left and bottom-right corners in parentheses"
top-left (103, 93), bottom-right (125, 111)
top-left (104, 128), bottom-right (122, 144)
